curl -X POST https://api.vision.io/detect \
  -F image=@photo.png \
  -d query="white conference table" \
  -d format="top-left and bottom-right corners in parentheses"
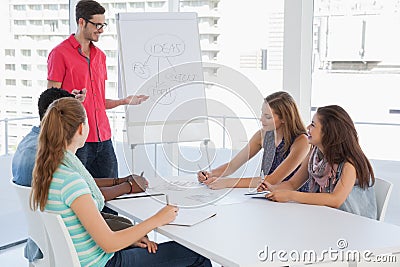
top-left (106, 177), bottom-right (400, 267)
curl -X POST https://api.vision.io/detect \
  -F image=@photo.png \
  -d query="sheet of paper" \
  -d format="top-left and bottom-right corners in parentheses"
top-left (169, 208), bottom-right (216, 226)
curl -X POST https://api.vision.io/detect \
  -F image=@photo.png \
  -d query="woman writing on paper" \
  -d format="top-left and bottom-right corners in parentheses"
top-left (260, 105), bottom-right (377, 219)
top-left (198, 91), bottom-right (310, 191)
top-left (31, 97), bottom-right (211, 266)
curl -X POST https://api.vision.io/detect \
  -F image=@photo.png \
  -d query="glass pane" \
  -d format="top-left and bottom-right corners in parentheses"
top-left (312, 0), bottom-right (400, 161)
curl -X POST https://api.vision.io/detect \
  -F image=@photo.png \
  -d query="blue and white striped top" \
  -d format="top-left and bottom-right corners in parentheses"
top-left (45, 164), bottom-right (113, 267)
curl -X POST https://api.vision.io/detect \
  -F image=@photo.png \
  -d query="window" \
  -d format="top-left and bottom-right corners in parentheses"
top-left (5, 64), bottom-right (15, 71)
top-left (181, 1), bottom-right (206, 7)
top-left (130, 2), bottom-right (144, 9)
top-left (37, 49), bottom-right (47, 57)
top-left (33, 36), bottom-right (51, 41)
top-left (107, 81), bottom-right (117, 88)
top-left (28, 5), bottom-right (42, 11)
top-left (60, 4), bottom-right (68, 10)
top-left (102, 3), bottom-right (109, 10)
top-left (37, 80), bottom-right (47, 87)
top-left (37, 65), bottom-right (47, 71)
top-left (29, 20), bottom-right (42, 26)
top-left (21, 80), bottom-right (32, 87)
top-left (14, 20), bottom-right (26, 26)
top-left (21, 64), bottom-right (32, 71)
top-left (148, 2), bottom-right (166, 8)
top-left (113, 3), bottom-right (127, 9)
top-left (105, 50), bottom-right (117, 58)
top-left (213, 36), bottom-right (218, 43)
top-left (21, 96), bottom-right (33, 105)
top-left (21, 49), bottom-right (31, 57)
top-left (5, 49), bottom-right (15, 56)
top-left (108, 65), bottom-right (117, 72)
top-left (13, 5), bottom-right (26, 11)
top-left (44, 20), bottom-right (58, 32)
top-left (6, 79), bottom-right (16, 86)
top-left (311, 0), bottom-right (400, 161)
top-left (43, 4), bottom-right (58, 10)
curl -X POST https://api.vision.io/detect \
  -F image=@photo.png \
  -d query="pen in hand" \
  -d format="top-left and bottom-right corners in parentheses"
top-left (139, 171), bottom-right (148, 189)
top-left (197, 164), bottom-right (208, 181)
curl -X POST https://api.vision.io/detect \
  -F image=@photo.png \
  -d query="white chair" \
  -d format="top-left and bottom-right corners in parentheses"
top-left (11, 180), bottom-right (54, 267)
top-left (40, 212), bottom-right (80, 267)
top-left (375, 177), bottom-right (393, 221)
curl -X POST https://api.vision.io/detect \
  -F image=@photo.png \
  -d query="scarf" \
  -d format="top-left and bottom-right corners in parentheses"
top-left (308, 147), bottom-right (339, 193)
top-left (261, 130), bottom-right (276, 176)
top-left (62, 150), bottom-right (105, 210)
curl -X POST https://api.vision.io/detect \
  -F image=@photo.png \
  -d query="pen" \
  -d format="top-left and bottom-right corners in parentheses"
top-left (166, 194), bottom-right (169, 205)
top-left (139, 171), bottom-right (148, 189)
top-left (114, 193), bottom-right (164, 200)
top-left (197, 164), bottom-right (207, 180)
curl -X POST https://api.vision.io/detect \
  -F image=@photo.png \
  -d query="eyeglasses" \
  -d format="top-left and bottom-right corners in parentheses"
top-left (84, 18), bottom-right (107, 30)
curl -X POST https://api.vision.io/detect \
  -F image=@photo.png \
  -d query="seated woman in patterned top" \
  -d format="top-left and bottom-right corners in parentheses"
top-left (198, 91), bottom-right (310, 192)
top-left (259, 105), bottom-right (377, 219)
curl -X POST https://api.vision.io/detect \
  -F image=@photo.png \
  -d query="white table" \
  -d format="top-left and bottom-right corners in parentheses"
top-left (107, 179), bottom-right (400, 267)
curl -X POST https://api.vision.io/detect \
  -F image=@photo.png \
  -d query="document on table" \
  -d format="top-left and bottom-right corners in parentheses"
top-left (168, 208), bottom-right (216, 227)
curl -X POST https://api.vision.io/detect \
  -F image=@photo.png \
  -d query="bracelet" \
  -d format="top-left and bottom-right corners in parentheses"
top-left (126, 180), bottom-right (133, 194)
top-left (113, 177), bottom-right (119, 186)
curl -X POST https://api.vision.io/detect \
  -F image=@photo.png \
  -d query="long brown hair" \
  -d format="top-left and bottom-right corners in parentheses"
top-left (31, 98), bottom-right (86, 211)
top-left (265, 91), bottom-right (307, 153)
top-left (316, 105), bottom-right (374, 188)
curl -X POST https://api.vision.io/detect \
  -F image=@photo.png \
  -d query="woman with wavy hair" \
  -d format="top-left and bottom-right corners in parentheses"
top-left (198, 91), bottom-right (310, 192)
top-left (31, 97), bottom-right (211, 266)
top-left (260, 105), bottom-right (377, 219)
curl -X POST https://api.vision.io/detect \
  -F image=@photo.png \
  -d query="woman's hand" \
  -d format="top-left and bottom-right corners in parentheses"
top-left (257, 180), bottom-right (276, 192)
top-left (133, 236), bottom-right (158, 253)
top-left (154, 205), bottom-right (178, 226)
top-left (206, 177), bottom-right (234, 190)
top-left (265, 190), bottom-right (294, 202)
top-left (197, 170), bottom-right (210, 183)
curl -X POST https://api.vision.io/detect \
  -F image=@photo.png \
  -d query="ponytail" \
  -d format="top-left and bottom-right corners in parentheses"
top-left (31, 98), bottom-right (86, 211)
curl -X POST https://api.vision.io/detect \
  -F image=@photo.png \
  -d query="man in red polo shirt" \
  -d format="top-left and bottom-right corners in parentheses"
top-left (47, 0), bottom-right (148, 178)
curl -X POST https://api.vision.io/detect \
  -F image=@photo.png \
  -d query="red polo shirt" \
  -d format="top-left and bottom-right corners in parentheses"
top-left (47, 34), bottom-right (111, 142)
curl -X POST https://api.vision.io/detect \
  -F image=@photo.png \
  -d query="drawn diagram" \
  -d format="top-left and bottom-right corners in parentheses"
top-left (131, 34), bottom-right (198, 106)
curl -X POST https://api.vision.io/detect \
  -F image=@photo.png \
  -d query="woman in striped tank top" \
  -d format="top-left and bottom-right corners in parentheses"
top-left (31, 97), bottom-right (211, 267)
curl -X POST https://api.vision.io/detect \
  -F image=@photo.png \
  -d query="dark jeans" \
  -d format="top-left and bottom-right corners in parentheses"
top-left (101, 212), bottom-right (133, 231)
top-left (76, 139), bottom-right (118, 178)
top-left (105, 241), bottom-right (211, 267)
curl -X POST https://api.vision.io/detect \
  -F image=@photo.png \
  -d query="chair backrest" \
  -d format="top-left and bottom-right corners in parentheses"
top-left (375, 177), bottom-right (393, 221)
top-left (40, 212), bottom-right (80, 267)
top-left (11, 179), bottom-right (53, 266)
